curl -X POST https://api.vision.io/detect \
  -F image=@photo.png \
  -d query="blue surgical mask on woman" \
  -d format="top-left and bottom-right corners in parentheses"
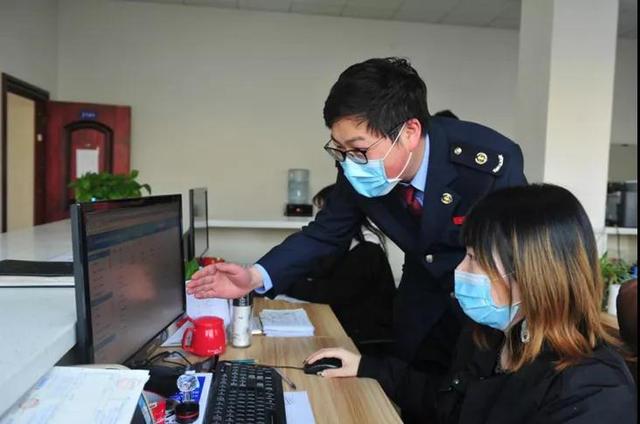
top-left (340, 124), bottom-right (411, 198)
top-left (454, 270), bottom-right (520, 331)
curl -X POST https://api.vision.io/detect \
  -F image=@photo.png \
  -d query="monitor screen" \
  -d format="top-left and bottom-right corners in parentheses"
top-left (189, 187), bottom-right (209, 259)
top-left (71, 195), bottom-right (185, 364)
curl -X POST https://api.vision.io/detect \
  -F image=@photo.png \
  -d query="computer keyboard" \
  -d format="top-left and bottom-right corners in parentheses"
top-left (205, 361), bottom-right (287, 424)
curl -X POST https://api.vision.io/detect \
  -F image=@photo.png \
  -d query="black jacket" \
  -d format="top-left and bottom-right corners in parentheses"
top-left (283, 240), bottom-right (396, 344)
top-left (358, 323), bottom-right (637, 424)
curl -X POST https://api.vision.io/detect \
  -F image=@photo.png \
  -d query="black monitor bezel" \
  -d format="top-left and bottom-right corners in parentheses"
top-left (188, 187), bottom-right (209, 260)
top-left (71, 194), bottom-right (187, 365)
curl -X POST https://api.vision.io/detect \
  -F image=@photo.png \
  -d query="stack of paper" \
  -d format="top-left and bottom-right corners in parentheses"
top-left (186, 291), bottom-right (231, 325)
top-left (0, 366), bottom-right (149, 424)
top-left (274, 294), bottom-right (310, 304)
top-left (259, 308), bottom-right (315, 337)
top-left (161, 281), bottom-right (232, 347)
top-left (284, 391), bottom-right (316, 424)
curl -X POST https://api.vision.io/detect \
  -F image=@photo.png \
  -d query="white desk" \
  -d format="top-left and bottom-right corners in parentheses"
top-left (196, 218), bottom-right (313, 266)
top-left (204, 217), bottom-right (313, 230)
top-left (605, 226), bottom-right (638, 236)
top-left (0, 288), bottom-right (77, 415)
top-left (0, 220), bottom-right (76, 416)
top-left (0, 220), bottom-right (72, 261)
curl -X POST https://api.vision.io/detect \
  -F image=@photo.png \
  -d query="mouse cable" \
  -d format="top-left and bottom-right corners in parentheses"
top-left (256, 364), bottom-right (305, 371)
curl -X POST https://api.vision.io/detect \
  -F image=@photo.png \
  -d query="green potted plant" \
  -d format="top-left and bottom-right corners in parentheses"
top-left (185, 258), bottom-right (200, 281)
top-left (69, 170), bottom-right (151, 202)
top-left (600, 252), bottom-right (632, 314)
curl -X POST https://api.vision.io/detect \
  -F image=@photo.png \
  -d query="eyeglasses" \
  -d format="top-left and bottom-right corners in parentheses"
top-left (323, 123), bottom-right (404, 165)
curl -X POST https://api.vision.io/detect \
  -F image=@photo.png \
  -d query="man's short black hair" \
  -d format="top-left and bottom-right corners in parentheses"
top-left (323, 57), bottom-right (430, 138)
top-left (434, 109), bottom-right (458, 119)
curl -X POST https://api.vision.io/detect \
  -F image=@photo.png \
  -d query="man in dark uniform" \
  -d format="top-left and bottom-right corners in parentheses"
top-left (188, 57), bottom-right (527, 368)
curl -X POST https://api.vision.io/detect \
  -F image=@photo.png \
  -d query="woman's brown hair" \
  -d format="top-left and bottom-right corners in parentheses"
top-left (461, 184), bottom-right (617, 371)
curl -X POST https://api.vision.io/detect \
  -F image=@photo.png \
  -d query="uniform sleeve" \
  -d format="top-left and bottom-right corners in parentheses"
top-left (256, 171), bottom-right (364, 296)
top-left (253, 264), bottom-right (274, 294)
top-left (532, 361), bottom-right (637, 424)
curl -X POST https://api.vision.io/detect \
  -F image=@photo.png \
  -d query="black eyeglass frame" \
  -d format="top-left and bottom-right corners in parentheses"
top-left (323, 122), bottom-right (405, 165)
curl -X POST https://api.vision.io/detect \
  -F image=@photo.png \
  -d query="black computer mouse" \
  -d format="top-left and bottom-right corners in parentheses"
top-left (303, 357), bottom-right (343, 375)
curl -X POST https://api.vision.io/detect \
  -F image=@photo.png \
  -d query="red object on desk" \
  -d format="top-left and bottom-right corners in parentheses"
top-left (199, 257), bottom-right (225, 267)
top-left (149, 399), bottom-right (166, 424)
top-left (182, 316), bottom-right (226, 357)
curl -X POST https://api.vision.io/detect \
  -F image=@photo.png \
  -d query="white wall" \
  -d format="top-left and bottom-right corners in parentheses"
top-left (0, 0), bottom-right (58, 229)
top-left (55, 1), bottom-right (637, 218)
top-left (608, 144), bottom-right (637, 182)
top-left (0, 0), bottom-right (58, 92)
top-left (56, 0), bottom-right (521, 222)
top-left (611, 38), bottom-right (637, 146)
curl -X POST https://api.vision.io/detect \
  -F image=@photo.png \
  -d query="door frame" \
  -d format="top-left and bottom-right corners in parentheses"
top-left (1, 73), bottom-right (50, 232)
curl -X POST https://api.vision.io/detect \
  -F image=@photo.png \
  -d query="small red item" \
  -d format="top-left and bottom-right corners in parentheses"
top-left (175, 317), bottom-right (190, 328)
top-left (453, 216), bottom-right (466, 225)
top-left (199, 256), bottom-right (225, 267)
top-left (149, 399), bottom-right (166, 424)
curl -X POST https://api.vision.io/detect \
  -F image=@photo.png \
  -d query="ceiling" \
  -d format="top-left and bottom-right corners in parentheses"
top-left (118, 0), bottom-right (638, 39)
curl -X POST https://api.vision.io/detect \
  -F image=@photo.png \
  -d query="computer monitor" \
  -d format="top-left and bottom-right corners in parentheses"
top-left (189, 187), bottom-right (209, 260)
top-left (71, 195), bottom-right (186, 364)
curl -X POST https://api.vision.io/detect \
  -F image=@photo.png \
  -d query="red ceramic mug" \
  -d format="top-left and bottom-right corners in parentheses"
top-left (181, 316), bottom-right (226, 357)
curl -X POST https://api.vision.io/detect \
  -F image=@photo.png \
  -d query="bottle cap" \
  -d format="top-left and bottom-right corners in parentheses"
top-left (233, 293), bottom-right (252, 307)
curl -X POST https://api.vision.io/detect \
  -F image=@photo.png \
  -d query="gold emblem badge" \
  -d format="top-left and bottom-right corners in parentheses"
top-left (441, 193), bottom-right (453, 205)
top-left (475, 152), bottom-right (488, 165)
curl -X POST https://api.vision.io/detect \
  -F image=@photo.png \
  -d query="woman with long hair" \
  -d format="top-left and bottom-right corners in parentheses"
top-left (306, 184), bottom-right (637, 423)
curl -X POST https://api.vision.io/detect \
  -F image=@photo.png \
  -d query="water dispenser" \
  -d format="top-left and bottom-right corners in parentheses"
top-left (285, 169), bottom-right (313, 217)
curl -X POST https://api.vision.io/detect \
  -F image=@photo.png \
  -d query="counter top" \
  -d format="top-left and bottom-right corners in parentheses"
top-left (0, 287), bottom-right (77, 415)
top-left (199, 218), bottom-right (313, 230)
top-left (0, 220), bottom-right (72, 261)
top-left (605, 226), bottom-right (638, 236)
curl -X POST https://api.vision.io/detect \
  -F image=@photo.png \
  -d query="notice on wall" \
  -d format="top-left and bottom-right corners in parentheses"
top-left (76, 149), bottom-right (100, 178)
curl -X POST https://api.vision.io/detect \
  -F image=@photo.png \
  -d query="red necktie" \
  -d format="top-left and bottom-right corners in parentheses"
top-left (402, 185), bottom-right (423, 217)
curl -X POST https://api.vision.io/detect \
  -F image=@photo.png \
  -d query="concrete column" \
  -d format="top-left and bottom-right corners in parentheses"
top-left (515, 0), bottom-right (619, 243)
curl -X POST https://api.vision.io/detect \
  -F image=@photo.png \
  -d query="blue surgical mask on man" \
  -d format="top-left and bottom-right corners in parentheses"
top-left (454, 270), bottom-right (520, 331)
top-left (340, 124), bottom-right (411, 198)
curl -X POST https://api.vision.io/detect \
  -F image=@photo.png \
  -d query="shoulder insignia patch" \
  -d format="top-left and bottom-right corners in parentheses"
top-left (449, 141), bottom-right (507, 176)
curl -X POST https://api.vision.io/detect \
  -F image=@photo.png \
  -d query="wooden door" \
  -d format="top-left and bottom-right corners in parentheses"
top-left (44, 102), bottom-right (131, 222)
top-left (1, 73), bottom-right (49, 232)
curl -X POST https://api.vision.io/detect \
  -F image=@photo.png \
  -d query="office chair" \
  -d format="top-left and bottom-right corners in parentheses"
top-left (616, 278), bottom-right (637, 383)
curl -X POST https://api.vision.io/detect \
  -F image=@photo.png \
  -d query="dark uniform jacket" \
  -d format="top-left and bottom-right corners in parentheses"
top-left (258, 117), bottom-right (527, 361)
top-left (358, 322), bottom-right (638, 424)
